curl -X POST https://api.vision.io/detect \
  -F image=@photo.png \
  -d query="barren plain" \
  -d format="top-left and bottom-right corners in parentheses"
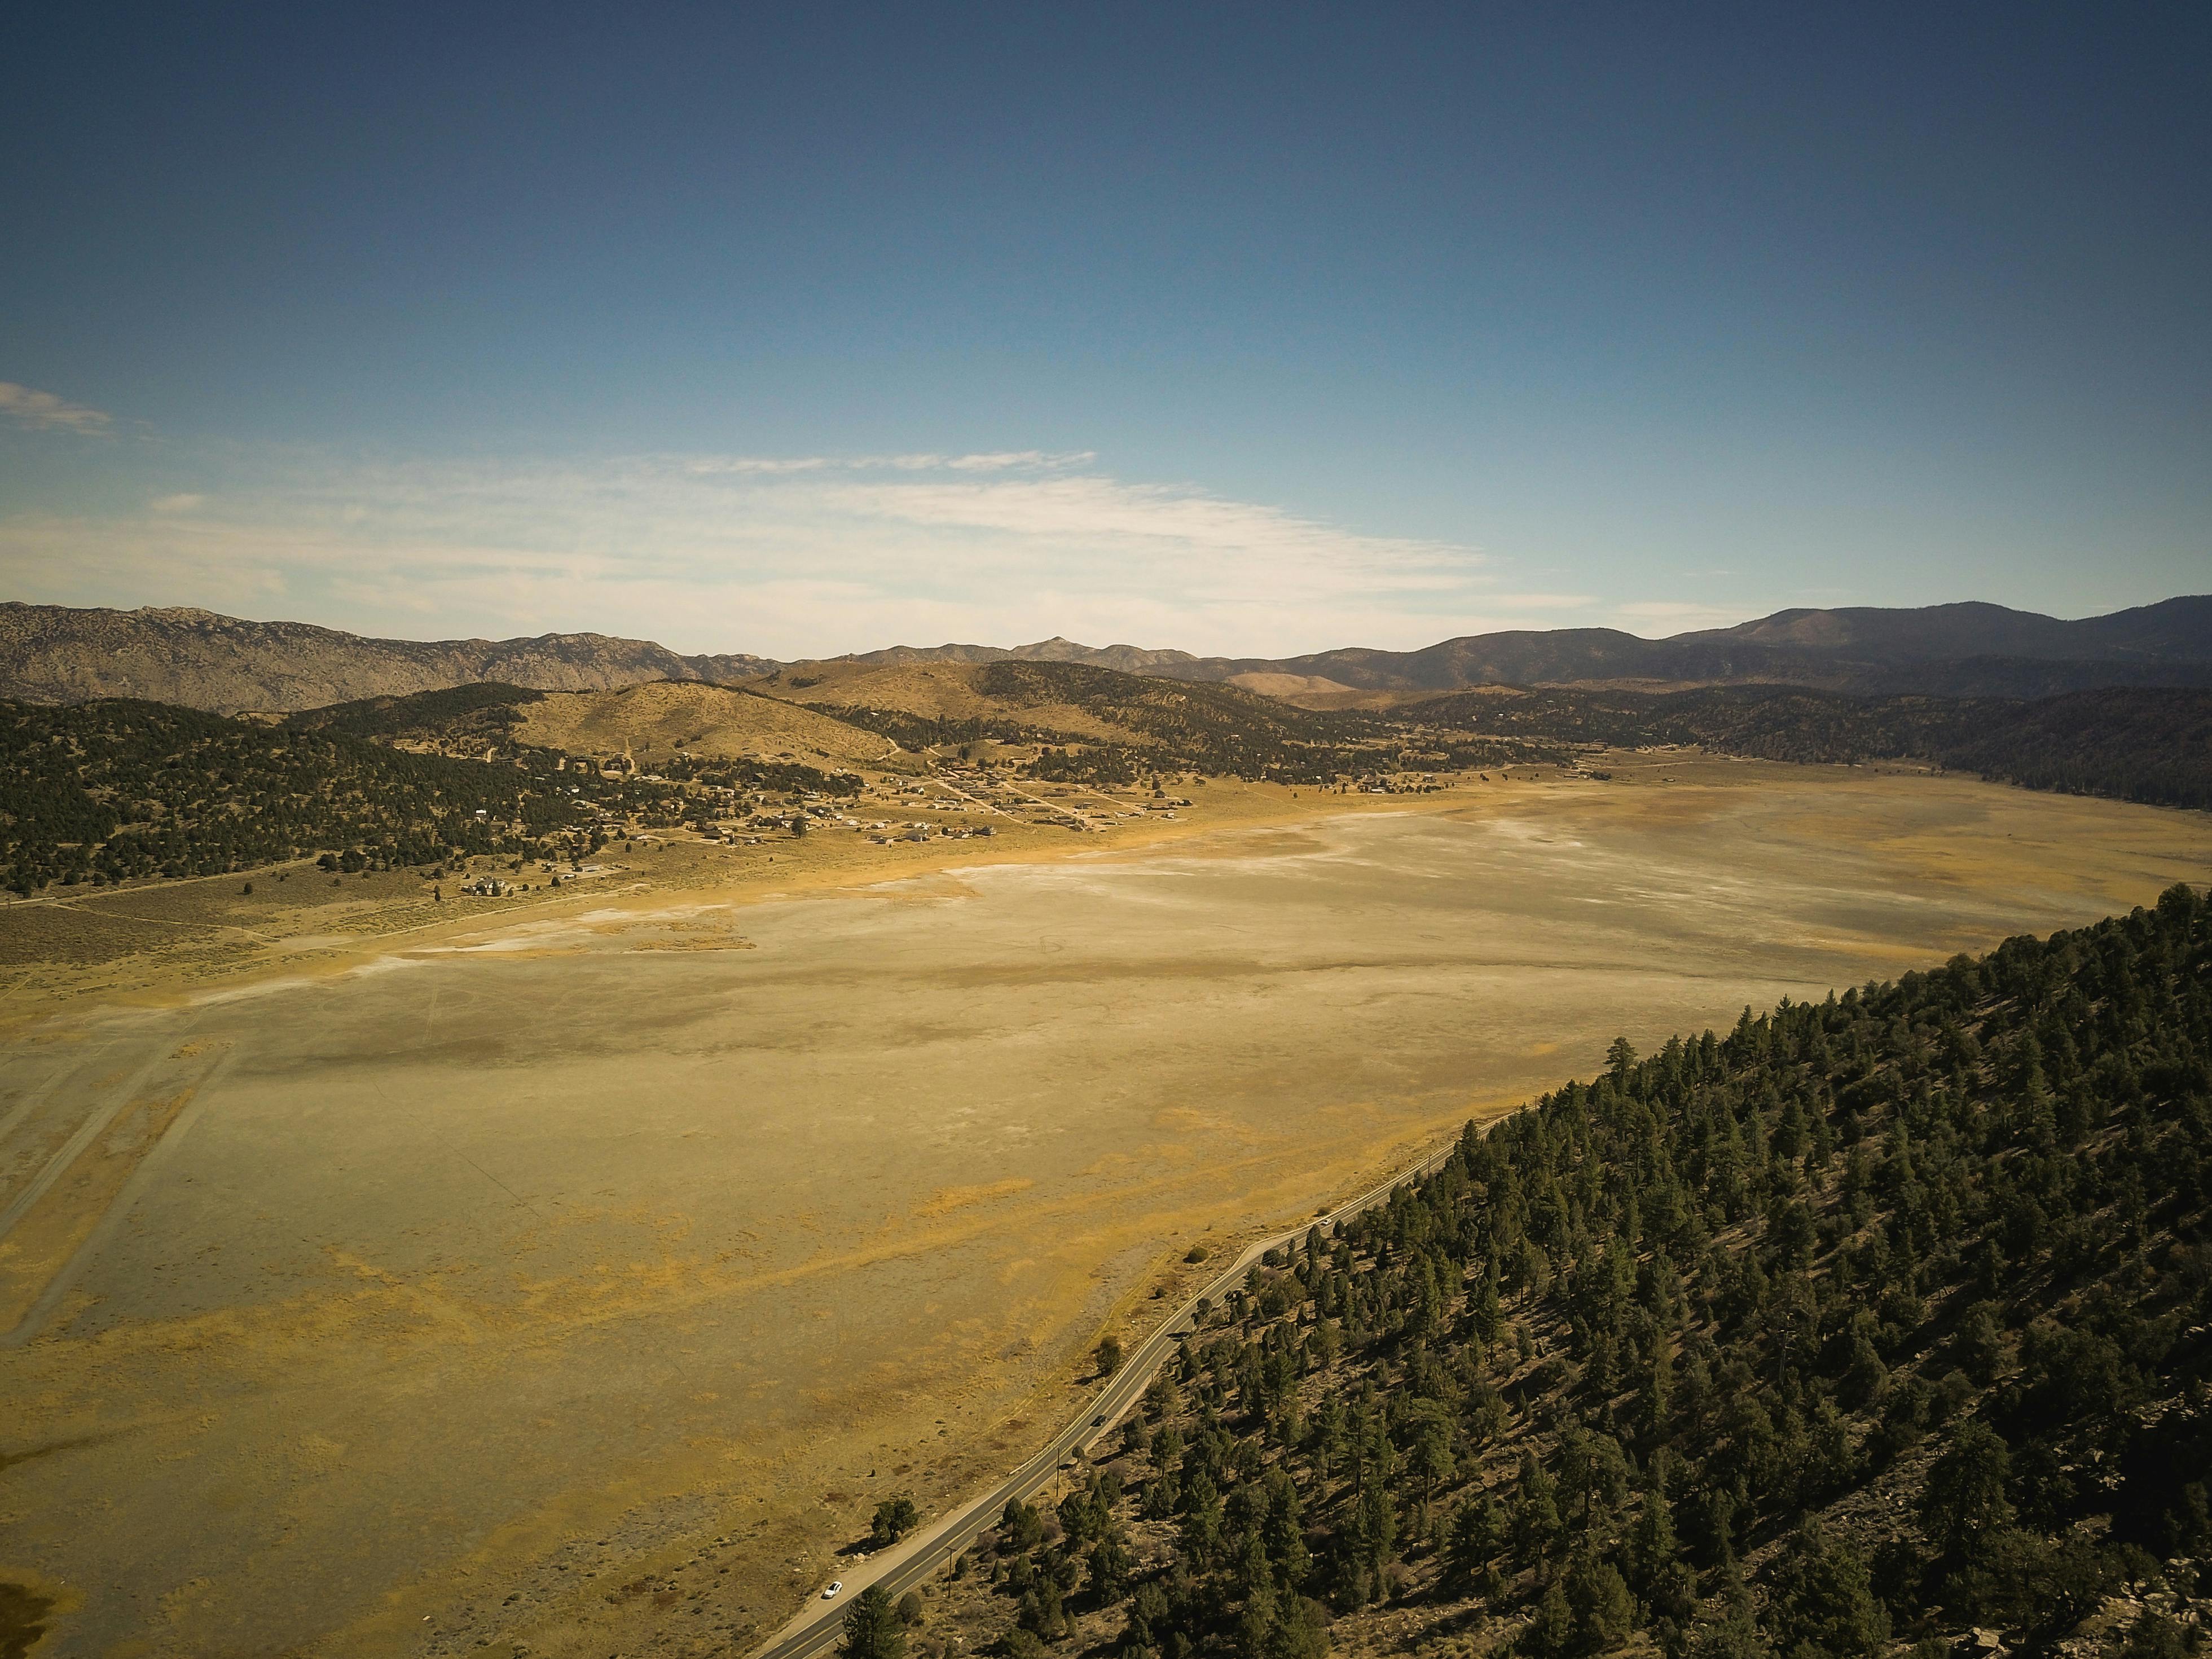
top-left (2, 758), bottom-right (2207, 1658)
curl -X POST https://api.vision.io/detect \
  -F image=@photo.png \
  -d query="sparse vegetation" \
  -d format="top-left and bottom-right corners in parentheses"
top-left (659, 752), bottom-right (863, 797)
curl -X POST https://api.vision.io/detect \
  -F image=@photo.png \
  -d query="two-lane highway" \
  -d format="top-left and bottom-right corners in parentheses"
top-left (747, 1137), bottom-right (1459, 1659)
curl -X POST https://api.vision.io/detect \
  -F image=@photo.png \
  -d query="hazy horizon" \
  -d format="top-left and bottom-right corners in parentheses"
top-left (10, 586), bottom-right (2212, 668)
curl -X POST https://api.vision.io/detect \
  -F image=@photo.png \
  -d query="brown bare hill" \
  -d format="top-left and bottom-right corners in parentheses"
top-left (1223, 670), bottom-right (1364, 703)
top-left (747, 661), bottom-right (1133, 743)
top-left (510, 682), bottom-right (894, 773)
top-left (0, 602), bottom-right (779, 713)
top-left (286, 679), bottom-right (896, 773)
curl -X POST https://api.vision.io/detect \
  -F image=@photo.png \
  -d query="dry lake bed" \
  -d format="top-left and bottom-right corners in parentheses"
top-left (2, 760), bottom-right (2207, 1657)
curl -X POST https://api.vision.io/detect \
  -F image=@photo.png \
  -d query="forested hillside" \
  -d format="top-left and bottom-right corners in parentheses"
top-left (1402, 686), bottom-right (2212, 812)
top-left (1928, 690), bottom-right (2212, 811)
top-left (0, 698), bottom-right (667, 892)
top-left (282, 680), bottom-right (549, 741)
top-left (977, 662), bottom-right (1389, 784)
top-left (799, 661), bottom-right (1550, 783)
top-left (914, 887), bottom-right (2212, 1659)
top-left (1141, 598), bottom-right (2212, 698)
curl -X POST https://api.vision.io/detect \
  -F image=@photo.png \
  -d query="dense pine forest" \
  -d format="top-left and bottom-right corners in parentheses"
top-left (279, 679), bottom-right (553, 740)
top-left (896, 888), bottom-right (2212, 1659)
top-left (1401, 687), bottom-right (2212, 813)
top-left (0, 697), bottom-right (669, 893)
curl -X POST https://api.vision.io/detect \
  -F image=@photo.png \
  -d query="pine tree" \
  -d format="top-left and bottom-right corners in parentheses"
top-left (841, 1586), bottom-right (905, 1659)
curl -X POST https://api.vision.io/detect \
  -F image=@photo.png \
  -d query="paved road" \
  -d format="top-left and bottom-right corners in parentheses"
top-left (747, 1137), bottom-right (1459, 1659)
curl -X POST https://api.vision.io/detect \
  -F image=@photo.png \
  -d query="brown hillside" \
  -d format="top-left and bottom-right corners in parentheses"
top-left (1224, 670), bottom-right (1362, 703)
top-left (749, 661), bottom-right (1135, 743)
top-left (0, 602), bottom-right (778, 713)
top-left (512, 681), bottom-right (895, 771)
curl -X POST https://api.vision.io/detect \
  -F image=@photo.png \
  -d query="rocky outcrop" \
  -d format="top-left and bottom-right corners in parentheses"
top-left (0, 604), bottom-right (779, 713)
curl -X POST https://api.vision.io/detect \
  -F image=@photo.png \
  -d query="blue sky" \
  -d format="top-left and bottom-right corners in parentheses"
top-left (2, 4), bottom-right (2206, 658)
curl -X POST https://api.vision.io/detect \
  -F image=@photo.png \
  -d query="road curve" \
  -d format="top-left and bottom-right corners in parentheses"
top-left (747, 1136), bottom-right (1460, 1659)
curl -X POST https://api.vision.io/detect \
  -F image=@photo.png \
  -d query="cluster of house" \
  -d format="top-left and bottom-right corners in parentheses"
top-left (543, 760), bottom-right (1225, 857)
top-left (864, 823), bottom-right (997, 844)
top-left (447, 859), bottom-right (617, 900)
top-left (1353, 773), bottom-right (1441, 794)
top-left (554, 744), bottom-right (646, 778)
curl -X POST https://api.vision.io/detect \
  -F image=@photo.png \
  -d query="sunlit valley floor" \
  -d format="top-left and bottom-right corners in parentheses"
top-left (2, 758), bottom-right (2209, 1657)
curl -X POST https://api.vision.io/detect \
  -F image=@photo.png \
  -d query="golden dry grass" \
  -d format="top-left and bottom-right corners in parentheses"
top-left (512, 680), bottom-right (895, 770)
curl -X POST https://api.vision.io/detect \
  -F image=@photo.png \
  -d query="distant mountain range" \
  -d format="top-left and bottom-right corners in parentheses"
top-left (0, 604), bottom-right (777, 714)
top-left (1141, 597), bottom-right (2212, 697)
top-left (3, 595), bottom-right (2207, 712)
top-left (835, 635), bottom-right (1209, 675)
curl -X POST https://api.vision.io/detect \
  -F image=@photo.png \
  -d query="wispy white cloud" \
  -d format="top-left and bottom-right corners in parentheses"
top-left (693, 456), bottom-right (833, 476)
top-left (939, 450), bottom-right (1095, 472)
top-left (0, 446), bottom-right (1645, 658)
top-left (0, 381), bottom-right (111, 435)
top-left (685, 450), bottom-right (1094, 478)
top-left (1490, 592), bottom-right (1594, 609)
top-left (817, 472), bottom-right (1471, 601)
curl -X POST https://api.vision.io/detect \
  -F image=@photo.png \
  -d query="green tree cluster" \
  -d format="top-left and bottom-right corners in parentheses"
top-left (0, 697), bottom-right (673, 892)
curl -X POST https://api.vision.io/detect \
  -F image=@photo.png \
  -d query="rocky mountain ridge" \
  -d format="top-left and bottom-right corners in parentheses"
top-left (0, 603), bottom-right (777, 714)
top-left (5, 595), bottom-right (2207, 712)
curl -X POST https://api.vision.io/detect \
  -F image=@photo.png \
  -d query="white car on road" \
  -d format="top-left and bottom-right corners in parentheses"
top-left (823, 1582), bottom-right (843, 1600)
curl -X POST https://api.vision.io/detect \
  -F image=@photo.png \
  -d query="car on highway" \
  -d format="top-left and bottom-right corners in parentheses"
top-left (823, 1582), bottom-right (843, 1599)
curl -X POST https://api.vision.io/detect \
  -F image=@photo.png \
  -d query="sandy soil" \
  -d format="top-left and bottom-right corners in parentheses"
top-left (0, 757), bottom-right (2205, 1658)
